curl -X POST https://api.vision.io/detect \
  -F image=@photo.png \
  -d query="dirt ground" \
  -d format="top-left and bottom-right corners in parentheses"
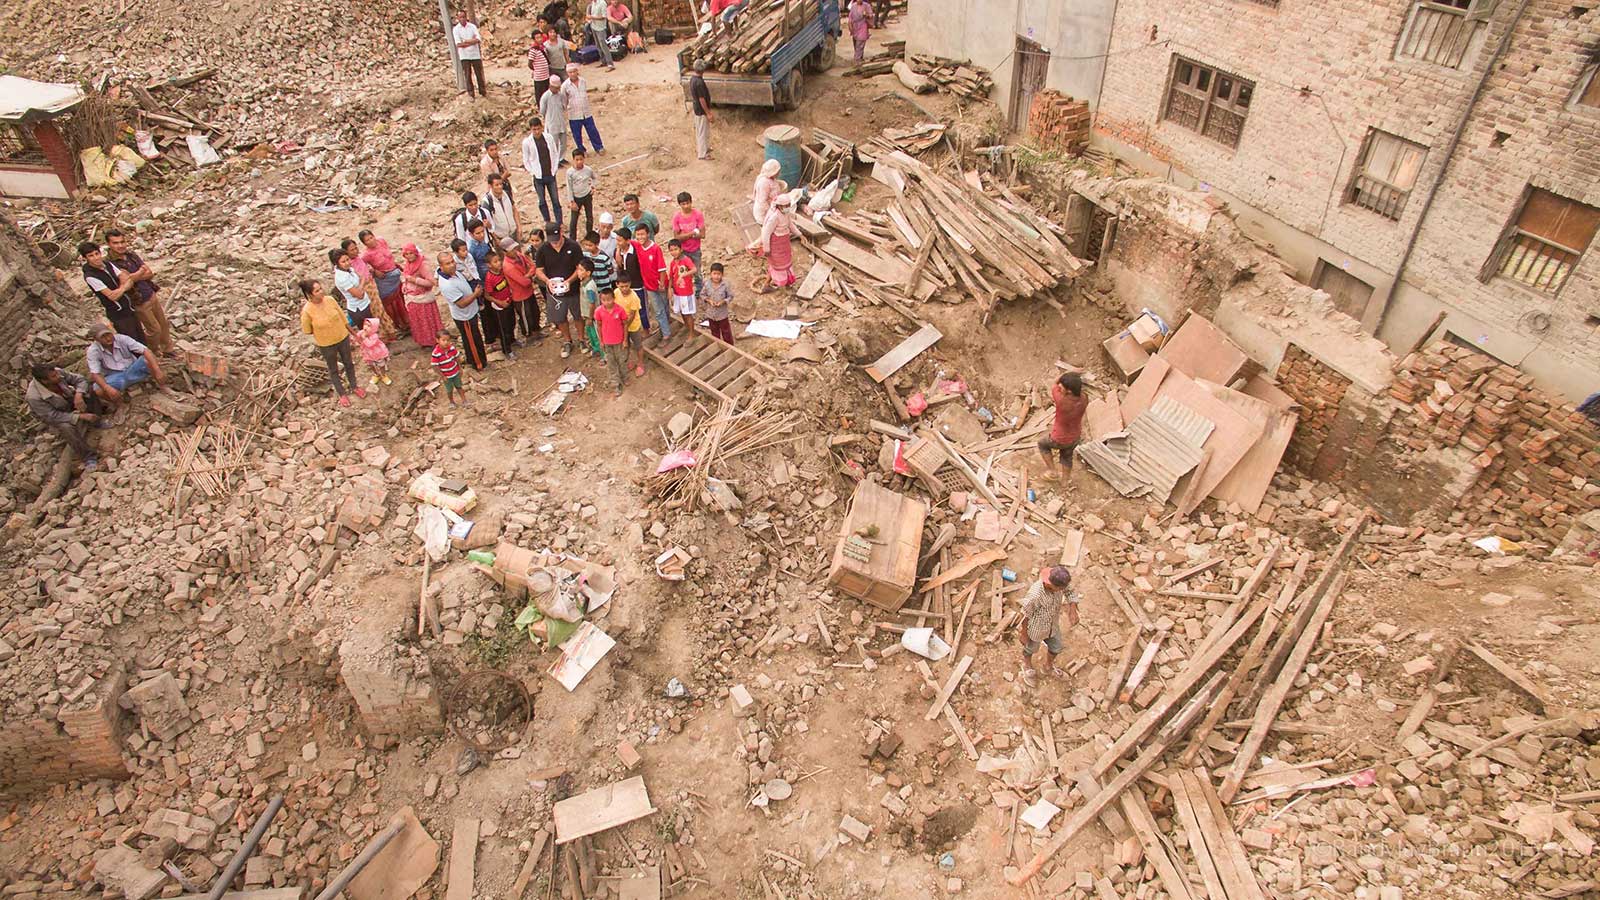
top-left (3, 7), bottom-right (1598, 900)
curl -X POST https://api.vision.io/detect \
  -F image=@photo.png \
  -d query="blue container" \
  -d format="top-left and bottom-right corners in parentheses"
top-left (763, 124), bottom-right (803, 191)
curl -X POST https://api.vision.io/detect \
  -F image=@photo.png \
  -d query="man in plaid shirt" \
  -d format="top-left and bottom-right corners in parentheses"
top-left (1016, 566), bottom-right (1080, 686)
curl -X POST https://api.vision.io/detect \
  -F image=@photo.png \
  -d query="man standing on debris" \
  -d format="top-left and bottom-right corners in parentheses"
top-left (78, 241), bottom-right (146, 344)
top-left (688, 60), bottom-right (713, 160)
top-left (521, 117), bottom-right (564, 231)
top-left (484, 173), bottom-right (521, 249)
top-left (453, 8), bottom-right (488, 99)
top-left (541, 75), bottom-right (571, 161)
top-left (438, 251), bottom-right (489, 371)
top-left (26, 364), bottom-right (108, 469)
top-left (105, 229), bottom-right (175, 356)
top-left (1017, 566), bottom-right (1079, 687)
top-left (563, 64), bottom-right (604, 156)
top-left (1039, 372), bottom-right (1088, 483)
top-left (619, 193), bottom-right (659, 242)
top-left (535, 222), bottom-right (585, 358)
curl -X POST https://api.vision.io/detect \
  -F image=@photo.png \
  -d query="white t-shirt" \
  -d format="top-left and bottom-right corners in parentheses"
top-left (453, 22), bottom-right (483, 61)
top-left (333, 268), bottom-right (368, 312)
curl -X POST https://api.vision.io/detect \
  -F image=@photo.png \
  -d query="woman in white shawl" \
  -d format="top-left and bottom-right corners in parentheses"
top-left (751, 159), bottom-right (788, 224)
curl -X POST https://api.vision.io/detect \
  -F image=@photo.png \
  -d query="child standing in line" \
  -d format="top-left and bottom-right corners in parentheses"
top-left (594, 289), bottom-right (631, 397)
top-left (702, 262), bottom-right (734, 344)
top-left (666, 239), bottom-right (698, 337)
top-left (616, 282), bottom-right (647, 376)
top-left (431, 332), bottom-right (468, 405)
top-left (671, 191), bottom-right (706, 295)
top-left (574, 260), bottom-right (603, 355)
top-left (355, 317), bottom-right (393, 385)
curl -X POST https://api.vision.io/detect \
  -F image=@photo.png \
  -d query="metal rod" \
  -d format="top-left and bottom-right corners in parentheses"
top-left (311, 818), bottom-right (408, 900)
top-left (206, 794), bottom-right (285, 900)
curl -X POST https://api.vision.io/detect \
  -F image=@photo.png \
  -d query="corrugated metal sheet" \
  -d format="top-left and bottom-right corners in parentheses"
top-left (1148, 395), bottom-right (1215, 447)
top-left (1079, 397), bottom-right (1214, 504)
top-left (1077, 437), bottom-right (1149, 498)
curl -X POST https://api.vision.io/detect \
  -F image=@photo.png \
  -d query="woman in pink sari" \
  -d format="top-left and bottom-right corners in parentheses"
top-left (342, 237), bottom-right (396, 340)
top-left (359, 230), bottom-right (409, 338)
top-left (749, 194), bottom-right (797, 292)
top-left (400, 243), bottom-right (444, 347)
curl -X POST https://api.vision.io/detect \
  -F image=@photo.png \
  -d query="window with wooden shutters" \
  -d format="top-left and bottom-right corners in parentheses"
top-left (1483, 188), bottom-right (1600, 294)
top-left (1347, 130), bottom-right (1427, 219)
top-left (1162, 56), bottom-right (1254, 149)
top-left (1396, 0), bottom-right (1490, 69)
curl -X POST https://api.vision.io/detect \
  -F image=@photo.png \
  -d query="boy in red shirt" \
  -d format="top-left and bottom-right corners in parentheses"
top-left (666, 239), bottom-right (698, 337)
top-left (482, 251), bottom-right (517, 359)
top-left (431, 332), bottom-right (468, 405)
top-left (1039, 372), bottom-right (1088, 482)
top-left (631, 224), bottom-right (670, 341)
top-left (502, 246), bottom-right (543, 341)
top-left (594, 290), bottom-right (631, 396)
top-left (671, 191), bottom-right (706, 295)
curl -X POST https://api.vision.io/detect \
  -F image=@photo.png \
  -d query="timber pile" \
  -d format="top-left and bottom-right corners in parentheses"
top-left (843, 42), bottom-right (906, 77)
top-left (1008, 514), bottom-right (1370, 889)
top-left (907, 55), bottom-right (994, 100)
top-left (801, 150), bottom-right (1086, 317)
top-left (676, 0), bottom-right (819, 74)
top-left (647, 398), bottom-right (802, 511)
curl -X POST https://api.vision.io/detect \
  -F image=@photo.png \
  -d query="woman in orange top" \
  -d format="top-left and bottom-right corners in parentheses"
top-left (1039, 372), bottom-right (1088, 482)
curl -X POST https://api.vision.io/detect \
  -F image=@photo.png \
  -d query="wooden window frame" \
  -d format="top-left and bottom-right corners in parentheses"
top-left (1160, 55), bottom-right (1254, 150)
top-left (1346, 129), bottom-right (1428, 220)
top-left (1480, 186), bottom-right (1600, 295)
top-left (1572, 62), bottom-right (1600, 109)
top-left (1395, 0), bottom-right (1485, 70)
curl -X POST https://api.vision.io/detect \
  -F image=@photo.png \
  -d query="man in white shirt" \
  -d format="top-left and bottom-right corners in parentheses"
top-left (521, 117), bottom-right (564, 231)
top-left (485, 173), bottom-right (521, 249)
top-left (562, 65), bottom-right (605, 156)
top-left (584, 0), bottom-right (616, 70)
top-left (85, 323), bottom-right (167, 409)
top-left (453, 10), bottom-right (488, 98)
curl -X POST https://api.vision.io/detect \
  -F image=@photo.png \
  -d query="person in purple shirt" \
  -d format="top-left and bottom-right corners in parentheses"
top-left (105, 228), bottom-right (175, 355)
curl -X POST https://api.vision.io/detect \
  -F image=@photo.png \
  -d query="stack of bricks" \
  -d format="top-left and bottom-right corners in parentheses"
top-left (1276, 345), bottom-right (1353, 475)
top-left (1028, 90), bottom-right (1091, 156)
top-left (0, 667), bottom-right (129, 794)
top-left (637, 0), bottom-right (697, 30)
top-left (1389, 341), bottom-right (1600, 542)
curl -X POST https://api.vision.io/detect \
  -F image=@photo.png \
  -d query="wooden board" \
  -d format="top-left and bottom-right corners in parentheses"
top-left (865, 323), bottom-right (943, 383)
top-left (797, 260), bottom-right (832, 300)
top-left (1117, 787), bottom-right (1199, 900)
top-left (444, 818), bottom-right (480, 900)
top-left (918, 548), bottom-right (1006, 594)
top-left (1158, 313), bottom-right (1249, 385)
top-left (1059, 529), bottom-right (1084, 567)
top-left (924, 655), bottom-right (973, 720)
top-left (1201, 381), bottom-right (1294, 514)
top-left (826, 480), bottom-right (928, 611)
top-left (815, 233), bottom-right (913, 284)
top-left (1241, 373), bottom-right (1296, 410)
top-left (617, 866), bottom-right (662, 900)
top-left (554, 776), bottom-right (657, 844)
top-left (1102, 331), bottom-right (1151, 382)
top-left (1084, 396), bottom-right (1124, 441)
top-left (1154, 373), bottom-right (1266, 505)
top-left (509, 829), bottom-right (550, 899)
top-left (645, 332), bottom-right (774, 401)
top-left (1120, 355), bottom-right (1170, 423)
top-left (1178, 770), bottom-right (1268, 900)
top-left (1464, 642), bottom-right (1550, 713)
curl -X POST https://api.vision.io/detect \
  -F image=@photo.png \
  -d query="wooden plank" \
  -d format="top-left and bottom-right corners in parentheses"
top-left (796, 261), bottom-right (832, 300)
top-left (1421, 720), bottom-right (1533, 770)
top-left (1217, 571), bottom-right (1348, 803)
top-left (1118, 634), bottom-right (1163, 704)
top-left (1096, 568), bottom-right (1152, 629)
top-left (1075, 770), bottom-right (1131, 840)
top-left (865, 323), bottom-right (943, 383)
top-left (914, 659), bottom-right (979, 758)
top-left (813, 233), bottom-right (914, 283)
top-left (1105, 625), bottom-right (1143, 701)
top-left (1211, 407), bottom-right (1297, 514)
top-left (1011, 673), bottom-right (1226, 885)
top-left (1120, 355), bottom-right (1171, 424)
top-left (1157, 373), bottom-right (1267, 504)
top-left (1058, 529), bottom-right (1084, 567)
top-left (1464, 642), bottom-right (1550, 713)
top-left (1168, 773), bottom-right (1230, 900)
top-left (554, 776), bottom-right (657, 844)
top-left (1118, 787), bottom-right (1199, 900)
top-left (1164, 557), bottom-right (1222, 587)
top-left (1395, 644), bottom-right (1457, 744)
top-left (511, 829), bottom-right (551, 899)
top-left (1157, 313), bottom-right (1249, 385)
top-left (917, 548), bottom-right (1006, 594)
top-left (924, 655), bottom-right (973, 721)
top-left (1184, 770), bottom-right (1268, 900)
top-left (445, 818), bottom-right (480, 900)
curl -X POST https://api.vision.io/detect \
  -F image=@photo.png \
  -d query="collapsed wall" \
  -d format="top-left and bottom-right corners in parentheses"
top-left (0, 666), bottom-right (129, 795)
top-left (1067, 175), bottom-right (1600, 547)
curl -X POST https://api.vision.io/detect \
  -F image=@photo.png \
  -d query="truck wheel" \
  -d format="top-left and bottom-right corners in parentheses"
top-left (806, 35), bottom-right (837, 73)
top-left (778, 69), bottom-right (805, 110)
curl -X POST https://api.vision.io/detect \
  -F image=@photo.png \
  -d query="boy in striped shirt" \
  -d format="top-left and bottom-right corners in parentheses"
top-left (431, 332), bottom-right (468, 405)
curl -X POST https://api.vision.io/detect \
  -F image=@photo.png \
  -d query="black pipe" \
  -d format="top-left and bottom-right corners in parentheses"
top-left (206, 794), bottom-right (285, 900)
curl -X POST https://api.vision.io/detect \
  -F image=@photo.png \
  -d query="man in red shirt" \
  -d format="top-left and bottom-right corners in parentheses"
top-left (1039, 372), bottom-right (1088, 482)
top-left (631, 225), bottom-right (670, 341)
top-left (482, 251), bottom-right (517, 359)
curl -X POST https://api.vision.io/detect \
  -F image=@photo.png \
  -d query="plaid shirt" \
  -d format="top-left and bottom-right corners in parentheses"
top-left (1020, 580), bottom-right (1078, 643)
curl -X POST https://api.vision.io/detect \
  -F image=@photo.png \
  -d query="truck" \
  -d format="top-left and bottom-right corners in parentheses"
top-left (678, 0), bottom-right (840, 111)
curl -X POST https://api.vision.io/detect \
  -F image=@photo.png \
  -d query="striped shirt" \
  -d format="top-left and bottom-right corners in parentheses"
top-left (432, 345), bottom-right (462, 378)
top-left (528, 43), bottom-right (550, 81)
top-left (585, 249), bottom-right (616, 291)
top-left (1020, 580), bottom-right (1078, 643)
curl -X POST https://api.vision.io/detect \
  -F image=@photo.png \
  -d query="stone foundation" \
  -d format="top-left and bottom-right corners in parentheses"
top-left (338, 623), bottom-right (443, 744)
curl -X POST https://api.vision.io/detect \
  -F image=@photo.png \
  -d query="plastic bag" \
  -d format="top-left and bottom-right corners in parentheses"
top-left (413, 505), bottom-right (451, 562)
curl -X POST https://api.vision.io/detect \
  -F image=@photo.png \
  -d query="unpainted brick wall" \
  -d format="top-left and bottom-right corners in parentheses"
top-left (1388, 341), bottom-right (1600, 541)
top-left (1276, 344), bottom-right (1352, 475)
top-left (0, 668), bottom-right (129, 795)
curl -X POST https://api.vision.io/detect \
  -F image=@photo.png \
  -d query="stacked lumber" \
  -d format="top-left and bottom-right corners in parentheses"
top-left (843, 44), bottom-right (904, 77)
top-left (907, 55), bottom-right (994, 100)
top-left (676, 0), bottom-right (819, 74)
top-left (1027, 89), bottom-right (1090, 155)
top-left (804, 150), bottom-right (1086, 318)
top-left (1007, 514), bottom-right (1370, 888)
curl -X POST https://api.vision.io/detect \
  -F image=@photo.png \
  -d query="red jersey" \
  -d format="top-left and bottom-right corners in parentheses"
top-left (632, 241), bottom-right (666, 292)
top-left (483, 270), bottom-right (513, 308)
top-left (432, 345), bottom-right (462, 378)
top-left (1050, 383), bottom-right (1089, 444)
top-left (594, 303), bottom-right (629, 345)
top-left (668, 256), bottom-right (696, 297)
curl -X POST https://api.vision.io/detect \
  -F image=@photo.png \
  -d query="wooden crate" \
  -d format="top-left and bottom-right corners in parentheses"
top-left (827, 481), bottom-right (927, 611)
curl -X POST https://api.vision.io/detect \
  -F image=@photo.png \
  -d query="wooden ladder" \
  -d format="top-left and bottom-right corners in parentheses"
top-left (645, 332), bottom-right (778, 401)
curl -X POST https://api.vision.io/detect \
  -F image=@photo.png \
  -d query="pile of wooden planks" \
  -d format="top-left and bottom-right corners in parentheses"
top-left (676, 0), bottom-right (819, 73)
top-left (1008, 514), bottom-right (1369, 889)
top-left (907, 55), bottom-right (994, 100)
top-left (843, 43), bottom-right (904, 77)
top-left (803, 150), bottom-right (1086, 319)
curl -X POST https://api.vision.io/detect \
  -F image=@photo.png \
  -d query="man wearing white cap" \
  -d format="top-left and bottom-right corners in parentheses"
top-left (540, 74), bottom-right (570, 161)
top-left (597, 211), bottom-right (619, 262)
top-left (563, 64), bottom-right (604, 156)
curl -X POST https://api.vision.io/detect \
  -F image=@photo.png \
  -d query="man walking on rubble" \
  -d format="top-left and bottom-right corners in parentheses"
top-left (1016, 566), bottom-right (1079, 688)
top-left (1039, 371), bottom-right (1088, 483)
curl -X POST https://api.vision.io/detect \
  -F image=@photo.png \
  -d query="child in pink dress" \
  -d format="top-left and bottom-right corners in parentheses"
top-left (355, 317), bottom-right (392, 386)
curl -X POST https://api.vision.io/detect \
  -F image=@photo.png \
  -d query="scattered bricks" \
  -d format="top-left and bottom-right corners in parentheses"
top-left (337, 475), bottom-right (390, 534)
top-left (141, 808), bottom-right (217, 851)
top-left (246, 732), bottom-right (266, 757)
top-left (839, 815), bottom-right (872, 843)
top-left (881, 791), bottom-right (909, 815)
top-left (1402, 656), bottom-right (1435, 677)
top-left (93, 845), bottom-right (166, 900)
top-left (123, 672), bottom-right (192, 741)
top-left (1306, 844), bottom-right (1339, 867)
top-left (617, 740), bottom-right (642, 770)
top-left (1241, 828), bottom-right (1274, 850)
top-left (729, 684), bottom-right (757, 718)
top-left (1027, 89), bottom-right (1091, 155)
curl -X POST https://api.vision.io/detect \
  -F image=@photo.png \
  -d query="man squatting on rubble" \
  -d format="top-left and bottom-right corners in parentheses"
top-left (1017, 566), bottom-right (1080, 687)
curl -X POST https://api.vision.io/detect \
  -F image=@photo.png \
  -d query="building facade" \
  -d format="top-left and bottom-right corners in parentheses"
top-left (911, 0), bottom-right (1600, 399)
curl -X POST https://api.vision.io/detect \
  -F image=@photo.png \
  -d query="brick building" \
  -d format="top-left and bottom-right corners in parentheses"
top-left (910, 0), bottom-right (1600, 400)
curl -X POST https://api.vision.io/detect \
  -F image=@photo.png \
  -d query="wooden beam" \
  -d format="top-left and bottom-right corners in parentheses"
top-left (917, 548), bottom-right (1006, 594)
top-left (1463, 642), bottom-right (1550, 713)
top-left (445, 818), bottom-right (480, 900)
top-left (865, 323), bottom-right (942, 383)
top-left (511, 829), bottom-right (551, 899)
top-left (924, 655), bottom-right (973, 721)
top-left (1117, 787), bottom-right (1198, 900)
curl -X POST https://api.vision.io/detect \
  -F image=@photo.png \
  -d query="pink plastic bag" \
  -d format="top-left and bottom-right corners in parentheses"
top-left (656, 449), bottom-right (698, 473)
top-left (906, 392), bottom-right (928, 416)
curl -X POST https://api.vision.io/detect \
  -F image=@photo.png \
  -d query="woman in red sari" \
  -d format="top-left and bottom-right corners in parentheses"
top-left (360, 230), bottom-right (410, 338)
top-left (400, 243), bottom-right (444, 347)
top-left (749, 194), bottom-right (797, 293)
